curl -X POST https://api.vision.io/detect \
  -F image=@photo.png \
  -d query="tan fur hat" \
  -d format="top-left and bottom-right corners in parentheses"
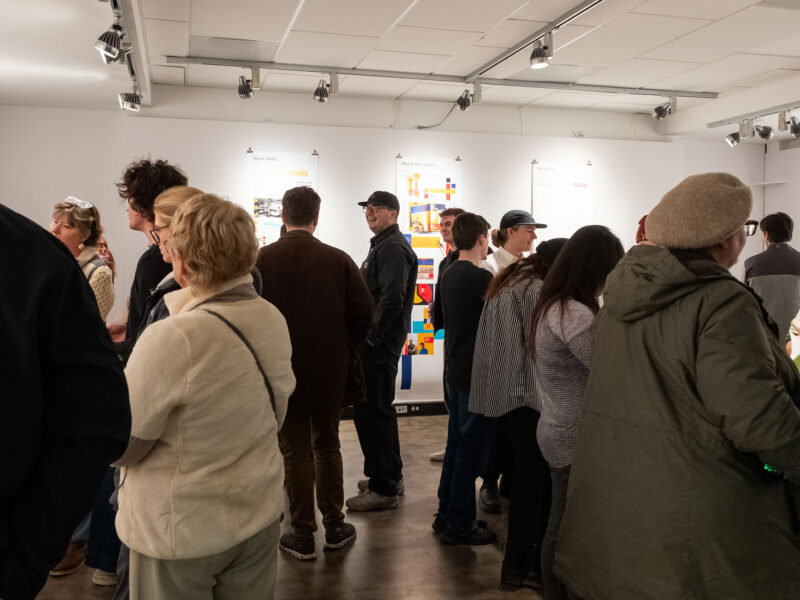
top-left (645, 172), bottom-right (752, 249)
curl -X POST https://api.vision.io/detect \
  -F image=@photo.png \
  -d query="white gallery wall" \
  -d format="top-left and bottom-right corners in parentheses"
top-left (0, 104), bottom-right (779, 333)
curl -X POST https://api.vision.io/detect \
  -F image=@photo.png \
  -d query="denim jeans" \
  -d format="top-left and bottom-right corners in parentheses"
top-left (437, 383), bottom-right (491, 534)
top-left (542, 465), bottom-right (581, 600)
top-left (353, 344), bottom-right (402, 497)
top-left (87, 466), bottom-right (121, 572)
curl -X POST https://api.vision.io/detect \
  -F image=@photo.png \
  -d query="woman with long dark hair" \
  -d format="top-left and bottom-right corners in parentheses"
top-left (471, 238), bottom-right (567, 591)
top-left (529, 225), bottom-right (624, 600)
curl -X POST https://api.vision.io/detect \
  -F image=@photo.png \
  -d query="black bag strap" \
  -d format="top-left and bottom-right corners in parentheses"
top-left (86, 254), bottom-right (108, 282)
top-left (200, 308), bottom-right (277, 418)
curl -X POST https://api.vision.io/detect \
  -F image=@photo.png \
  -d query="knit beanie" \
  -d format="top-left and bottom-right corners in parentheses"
top-left (645, 173), bottom-right (752, 249)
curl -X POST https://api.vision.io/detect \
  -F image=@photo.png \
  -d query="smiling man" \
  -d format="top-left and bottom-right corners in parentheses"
top-left (347, 191), bottom-right (418, 512)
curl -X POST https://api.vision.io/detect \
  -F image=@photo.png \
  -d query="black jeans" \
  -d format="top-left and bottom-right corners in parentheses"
top-left (87, 466), bottom-right (121, 573)
top-left (353, 344), bottom-right (402, 497)
top-left (543, 465), bottom-right (582, 600)
top-left (502, 407), bottom-right (551, 573)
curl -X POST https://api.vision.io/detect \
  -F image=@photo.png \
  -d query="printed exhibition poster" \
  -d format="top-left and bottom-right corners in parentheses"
top-left (531, 162), bottom-right (592, 240)
top-left (243, 151), bottom-right (319, 246)
top-left (394, 156), bottom-right (461, 399)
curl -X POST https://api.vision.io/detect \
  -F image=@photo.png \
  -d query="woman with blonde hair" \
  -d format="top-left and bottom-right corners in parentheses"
top-left (49, 197), bottom-right (115, 320)
top-left (116, 194), bottom-right (295, 599)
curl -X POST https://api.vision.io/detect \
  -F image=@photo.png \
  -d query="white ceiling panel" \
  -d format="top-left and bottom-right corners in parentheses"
top-left (188, 36), bottom-right (280, 62)
top-left (584, 101), bottom-right (649, 113)
top-left (479, 84), bottom-right (554, 104)
top-left (749, 32), bottom-right (800, 58)
top-left (191, 0), bottom-right (300, 42)
top-left (145, 19), bottom-right (188, 65)
top-left (185, 64), bottom-right (248, 88)
top-left (632, 0), bottom-right (761, 20)
top-left (140, 0), bottom-right (187, 22)
top-left (434, 45), bottom-right (510, 76)
top-left (570, 0), bottom-right (653, 26)
top-left (377, 26), bottom-right (483, 55)
top-left (357, 50), bottom-right (452, 73)
top-left (476, 19), bottom-right (548, 48)
top-left (513, 63), bottom-right (603, 82)
top-left (293, 0), bottom-right (415, 37)
top-left (578, 58), bottom-right (702, 87)
top-left (511, 0), bottom-right (585, 22)
top-left (649, 53), bottom-right (799, 91)
top-left (643, 6), bottom-right (800, 63)
top-left (533, 91), bottom-right (621, 108)
top-left (150, 65), bottom-right (185, 85)
top-left (401, 81), bottom-right (473, 101)
top-left (733, 68), bottom-right (800, 88)
top-left (276, 31), bottom-right (377, 68)
top-left (337, 75), bottom-right (417, 97)
top-left (553, 13), bottom-right (710, 68)
top-left (399, 0), bottom-right (530, 33)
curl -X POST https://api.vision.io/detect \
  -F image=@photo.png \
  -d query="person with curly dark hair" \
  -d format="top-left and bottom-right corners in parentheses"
top-left (110, 158), bottom-right (187, 362)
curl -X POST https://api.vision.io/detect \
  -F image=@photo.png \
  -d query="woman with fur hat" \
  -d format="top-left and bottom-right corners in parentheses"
top-left (555, 173), bottom-right (800, 600)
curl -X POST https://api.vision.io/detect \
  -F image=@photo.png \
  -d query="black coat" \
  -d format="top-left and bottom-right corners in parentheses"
top-left (0, 204), bottom-right (130, 600)
top-left (257, 231), bottom-right (374, 407)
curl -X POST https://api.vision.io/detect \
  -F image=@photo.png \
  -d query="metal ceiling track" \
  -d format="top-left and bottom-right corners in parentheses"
top-left (165, 55), bottom-right (717, 99)
top-left (707, 100), bottom-right (800, 128)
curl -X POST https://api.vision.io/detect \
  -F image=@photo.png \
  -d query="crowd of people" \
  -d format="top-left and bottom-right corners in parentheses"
top-left (2, 162), bottom-right (800, 600)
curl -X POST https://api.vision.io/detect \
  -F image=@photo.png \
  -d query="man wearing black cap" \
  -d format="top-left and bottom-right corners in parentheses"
top-left (346, 191), bottom-right (418, 511)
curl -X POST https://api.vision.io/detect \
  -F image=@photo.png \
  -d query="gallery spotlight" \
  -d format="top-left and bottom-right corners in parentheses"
top-left (456, 89), bottom-right (471, 111)
top-left (238, 75), bottom-right (253, 99)
top-left (791, 117), bottom-right (800, 138)
top-left (118, 90), bottom-right (142, 112)
top-left (313, 79), bottom-right (330, 103)
top-left (652, 101), bottom-right (671, 120)
top-left (95, 18), bottom-right (124, 61)
top-left (754, 125), bottom-right (774, 140)
top-left (530, 32), bottom-right (553, 70)
top-left (725, 132), bottom-right (740, 147)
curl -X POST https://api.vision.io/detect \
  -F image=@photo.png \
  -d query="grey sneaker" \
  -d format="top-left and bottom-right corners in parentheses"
top-left (324, 522), bottom-right (357, 551)
top-left (346, 489), bottom-right (399, 512)
top-left (357, 478), bottom-right (405, 496)
top-left (430, 450), bottom-right (445, 462)
top-left (279, 533), bottom-right (316, 560)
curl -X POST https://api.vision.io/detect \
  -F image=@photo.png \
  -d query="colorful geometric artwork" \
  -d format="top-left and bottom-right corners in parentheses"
top-left (423, 178), bottom-right (456, 201)
top-left (434, 329), bottom-right (444, 340)
top-left (402, 333), bottom-right (435, 356)
top-left (418, 258), bottom-right (434, 280)
top-left (413, 284), bottom-right (433, 305)
top-left (403, 234), bottom-right (441, 249)
top-left (409, 203), bottom-right (447, 233)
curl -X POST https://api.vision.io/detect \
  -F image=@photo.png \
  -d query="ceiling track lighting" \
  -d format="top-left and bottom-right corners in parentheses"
top-left (119, 87), bottom-right (142, 112)
top-left (473, 82), bottom-right (482, 103)
top-left (790, 116), bottom-right (800, 138)
top-left (101, 42), bottom-right (131, 64)
top-left (725, 132), bottom-right (741, 147)
top-left (456, 89), bottom-right (472, 111)
top-left (754, 125), bottom-right (775, 140)
top-left (529, 32), bottom-right (553, 70)
top-left (95, 17), bottom-right (124, 60)
top-left (238, 75), bottom-right (253, 99)
top-left (313, 79), bottom-right (330, 103)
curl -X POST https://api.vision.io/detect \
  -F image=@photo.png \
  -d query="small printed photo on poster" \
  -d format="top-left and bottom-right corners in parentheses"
top-left (418, 258), bottom-right (434, 280)
top-left (403, 335), bottom-right (417, 356)
top-left (254, 197), bottom-right (283, 218)
top-left (417, 333), bottom-right (434, 355)
top-left (409, 203), bottom-right (447, 233)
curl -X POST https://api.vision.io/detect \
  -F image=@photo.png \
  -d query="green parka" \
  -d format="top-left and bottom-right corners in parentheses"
top-left (556, 244), bottom-right (800, 600)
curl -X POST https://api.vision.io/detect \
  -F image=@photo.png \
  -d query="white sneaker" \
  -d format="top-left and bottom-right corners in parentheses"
top-left (92, 569), bottom-right (117, 586)
top-left (357, 478), bottom-right (404, 496)
top-left (430, 450), bottom-right (445, 462)
top-left (346, 489), bottom-right (399, 512)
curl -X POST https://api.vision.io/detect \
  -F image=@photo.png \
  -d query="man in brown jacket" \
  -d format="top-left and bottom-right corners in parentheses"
top-left (256, 186), bottom-right (375, 561)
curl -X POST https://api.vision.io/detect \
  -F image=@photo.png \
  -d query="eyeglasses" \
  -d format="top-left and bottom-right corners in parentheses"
top-left (150, 225), bottom-right (168, 244)
top-left (363, 204), bottom-right (388, 214)
top-left (64, 196), bottom-right (94, 210)
top-left (745, 220), bottom-right (758, 236)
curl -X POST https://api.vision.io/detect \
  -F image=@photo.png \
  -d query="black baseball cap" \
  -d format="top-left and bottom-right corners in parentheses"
top-left (358, 191), bottom-right (400, 212)
top-left (500, 209), bottom-right (547, 230)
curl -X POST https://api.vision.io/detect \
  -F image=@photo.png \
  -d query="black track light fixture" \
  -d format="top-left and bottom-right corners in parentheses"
top-left (725, 132), bottom-right (740, 147)
top-left (754, 125), bottom-right (774, 140)
top-left (118, 89), bottom-right (142, 112)
top-left (791, 117), bottom-right (800, 138)
top-left (95, 18), bottom-right (124, 61)
top-left (456, 89), bottom-right (471, 111)
top-left (238, 75), bottom-right (253, 99)
top-left (313, 79), bottom-right (330, 103)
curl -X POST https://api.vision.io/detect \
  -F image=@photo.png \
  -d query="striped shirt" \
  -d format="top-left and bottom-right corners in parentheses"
top-left (469, 276), bottom-right (545, 417)
top-left (534, 299), bottom-right (594, 468)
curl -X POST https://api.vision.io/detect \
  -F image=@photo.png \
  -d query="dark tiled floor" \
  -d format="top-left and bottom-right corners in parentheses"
top-left (40, 415), bottom-right (542, 600)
